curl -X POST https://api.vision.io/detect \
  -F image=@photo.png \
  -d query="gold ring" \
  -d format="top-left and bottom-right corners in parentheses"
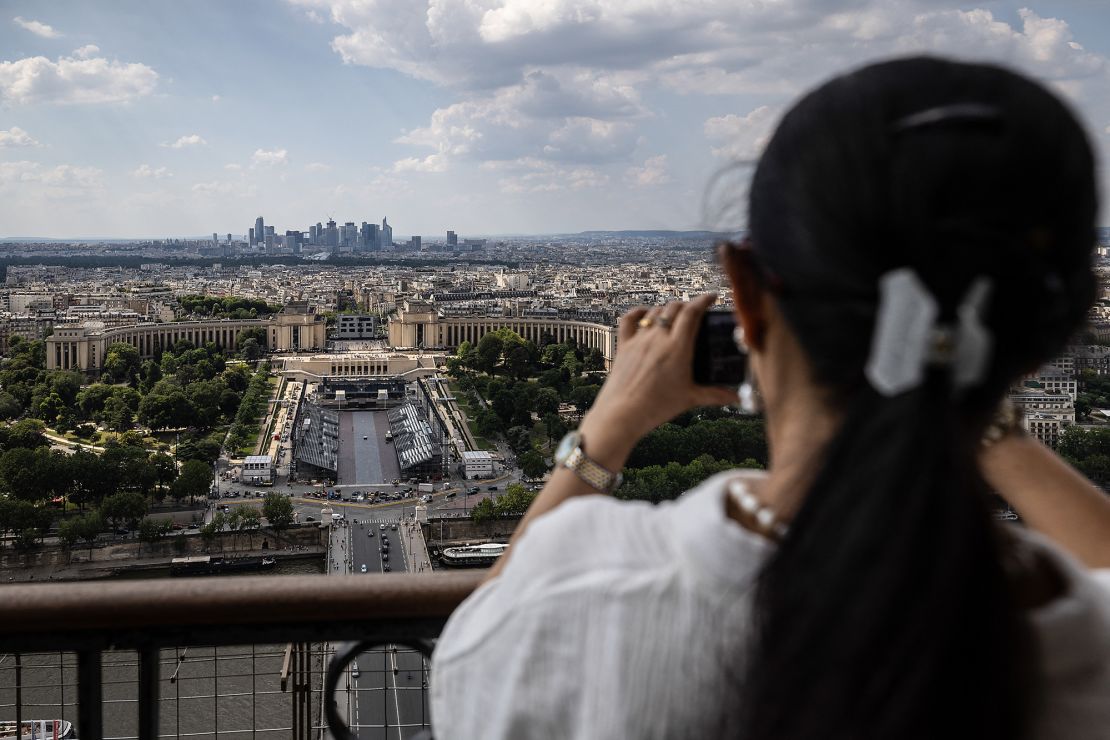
top-left (638, 316), bottom-right (655, 329)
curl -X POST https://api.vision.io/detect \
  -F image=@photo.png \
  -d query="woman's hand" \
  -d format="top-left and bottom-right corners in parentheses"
top-left (576, 294), bottom-right (741, 467)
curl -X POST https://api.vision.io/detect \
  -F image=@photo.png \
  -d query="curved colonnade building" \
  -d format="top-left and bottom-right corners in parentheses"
top-left (386, 301), bottom-right (617, 368)
top-left (45, 303), bottom-right (327, 371)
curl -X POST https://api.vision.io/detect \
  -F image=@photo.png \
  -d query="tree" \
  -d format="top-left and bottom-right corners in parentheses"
top-left (584, 347), bottom-right (605, 371)
top-left (494, 482), bottom-right (536, 516)
top-left (469, 497), bottom-right (496, 523)
top-left (239, 338), bottom-right (263, 362)
top-left (0, 447), bottom-right (51, 502)
top-left (475, 333), bottom-right (504, 374)
top-left (533, 387), bottom-right (561, 417)
top-left (200, 511), bottom-right (227, 550)
top-left (138, 517), bottom-right (173, 552)
top-left (262, 492), bottom-right (295, 531)
top-left (0, 391), bottom-right (23, 420)
top-left (474, 408), bottom-right (502, 439)
top-left (7, 418), bottom-right (48, 449)
top-left (99, 492), bottom-right (148, 530)
top-left (543, 413), bottom-right (568, 444)
top-left (77, 384), bottom-right (115, 420)
top-left (506, 425), bottom-right (532, 454)
top-left (102, 396), bottom-right (134, 432)
top-left (103, 342), bottom-right (142, 385)
top-left (519, 449), bottom-right (550, 480)
top-left (171, 459), bottom-right (212, 503)
top-left (570, 384), bottom-right (600, 412)
top-left (138, 390), bottom-right (192, 430)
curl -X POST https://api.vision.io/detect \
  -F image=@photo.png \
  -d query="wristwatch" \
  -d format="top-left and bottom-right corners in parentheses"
top-left (554, 430), bottom-right (623, 494)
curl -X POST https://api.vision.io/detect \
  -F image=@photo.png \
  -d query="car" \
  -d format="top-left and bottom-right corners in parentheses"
top-left (391, 524), bottom-right (397, 531)
top-left (360, 564), bottom-right (367, 573)
top-left (305, 516), bottom-right (316, 522)
top-left (380, 523), bottom-right (386, 530)
top-left (363, 435), bottom-right (368, 440)
top-left (115, 527), bottom-right (130, 535)
top-left (444, 492), bottom-right (456, 500)
top-left (332, 513), bottom-right (344, 521)
top-left (368, 530), bottom-right (374, 537)
top-left (382, 553), bottom-right (389, 561)
top-left (351, 662), bottom-right (360, 679)
top-left (487, 485), bottom-right (499, 491)
top-left (467, 487), bottom-right (479, 494)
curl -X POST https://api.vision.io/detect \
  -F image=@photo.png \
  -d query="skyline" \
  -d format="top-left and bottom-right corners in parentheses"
top-left (1, 1), bottom-right (1109, 238)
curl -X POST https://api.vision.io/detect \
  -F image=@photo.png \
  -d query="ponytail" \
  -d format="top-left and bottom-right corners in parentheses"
top-left (739, 378), bottom-right (1037, 739)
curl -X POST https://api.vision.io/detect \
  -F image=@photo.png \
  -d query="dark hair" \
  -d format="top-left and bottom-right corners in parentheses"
top-left (741, 57), bottom-right (1097, 740)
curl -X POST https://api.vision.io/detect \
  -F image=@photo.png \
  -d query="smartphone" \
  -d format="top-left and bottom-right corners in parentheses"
top-left (693, 310), bottom-right (747, 386)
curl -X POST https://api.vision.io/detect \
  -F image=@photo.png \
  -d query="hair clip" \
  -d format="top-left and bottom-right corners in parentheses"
top-left (892, 102), bottom-right (1003, 133)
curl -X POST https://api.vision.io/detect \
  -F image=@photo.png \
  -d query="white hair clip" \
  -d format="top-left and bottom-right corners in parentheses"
top-left (864, 268), bottom-right (993, 396)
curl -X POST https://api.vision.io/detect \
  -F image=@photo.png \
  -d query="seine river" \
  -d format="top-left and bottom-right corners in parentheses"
top-left (0, 559), bottom-right (328, 739)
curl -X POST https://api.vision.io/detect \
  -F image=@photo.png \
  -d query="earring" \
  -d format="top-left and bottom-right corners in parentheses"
top-left (733, 326), bottom-right (761, 414)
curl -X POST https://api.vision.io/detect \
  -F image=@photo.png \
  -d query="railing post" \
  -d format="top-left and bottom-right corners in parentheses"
top-left (77, 649), bottom-right (103, 740)
top-left (14, 653), bottom-right (21, 740)
top-left (138, 647), bottom-right (160, 740)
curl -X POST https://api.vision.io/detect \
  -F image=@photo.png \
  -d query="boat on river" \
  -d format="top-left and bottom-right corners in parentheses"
top-left (438, 543), bottom-right (508, 568)
top-left (0, 720), bottom-right (75, 739)
top-left (170, 555), bottom-right (277, 576)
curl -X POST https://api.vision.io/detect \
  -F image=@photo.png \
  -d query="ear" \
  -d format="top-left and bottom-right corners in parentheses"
top-left (719, 243), bottom-right (770, 352)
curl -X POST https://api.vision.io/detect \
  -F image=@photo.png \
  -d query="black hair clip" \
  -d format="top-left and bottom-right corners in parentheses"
top-left (892, 102), bottom-right (1003, 133)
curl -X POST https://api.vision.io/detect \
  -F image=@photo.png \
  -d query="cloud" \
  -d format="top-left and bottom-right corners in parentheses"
top-left (0, 160), bottom-right (103, 198)
top-left (131, 164), bottom-right (172, 179)
top-left (252, 148), bottom-right (288, 166)
top-left (191, 180), bottom-right (258, 198)
top-left (211, 94), bottom-right (221, 103)
top-left (625, 155), bottom-right (670, 187)
top-left (224, 163), bottom-right (242, 171)
top-left (163, 134), bottom-right (206, 149)
top-left (704, 106), bottom-right (780, 162)
top-left (13, 17), bottom-right (60, 39)
top-left (72, 45), bottom-right (99, 59)
top-left (304, 161), bottom-right (331, 172)
top-left (0, 126), bottom-right (40, 148)
top-left (0, 52), bottom-right (158, 105)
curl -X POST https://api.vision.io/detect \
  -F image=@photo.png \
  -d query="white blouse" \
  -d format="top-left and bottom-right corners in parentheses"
top-left (430, 470), bottom-right (1110, 739)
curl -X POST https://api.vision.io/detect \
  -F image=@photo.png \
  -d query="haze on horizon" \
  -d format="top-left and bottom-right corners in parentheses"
top-left (1, 0), bottom-right (1109, 239)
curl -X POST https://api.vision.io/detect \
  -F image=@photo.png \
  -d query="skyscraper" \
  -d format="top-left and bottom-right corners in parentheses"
top-left (309, 224), bottom-right (317, 245)
top-left (447, 230), bottom-right (457, 247)
top-left (381, 217), bottom-right (393, 250)
top-left (249, 227), bottom-right (255, 245)
top-left (326, 219), bottom-right (339, 250)
top-left (255, 216), bottom-right (265, 246)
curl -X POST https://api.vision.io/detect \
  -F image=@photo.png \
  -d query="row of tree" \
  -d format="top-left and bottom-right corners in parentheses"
top-left (178, 295), bottom-right (280, 320)
top-left (469, 483), bottom-right (538, 522)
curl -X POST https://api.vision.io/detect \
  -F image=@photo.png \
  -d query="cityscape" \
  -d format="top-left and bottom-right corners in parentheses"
top-left (3, 0), bottom-right (1110, 738)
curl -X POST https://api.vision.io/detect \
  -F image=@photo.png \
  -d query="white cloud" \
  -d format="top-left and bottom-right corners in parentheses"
top-left (704, 106), bottom-right (780, 162)
top-left (251, 148), bottom-right (288, 166)
top-left (304, 161), bottom-right (331, 172)
top-left (0, 126), bottom-right (40, 148)
top-left (224, 163), bottom-right (242, 171)
top-left (0, 52), bottom-right (158, 105)
top-left (211, 94), bottom-right (221, 103)
top-left (13, 17), bottom-right (60, 39)
top-left (163, 134), bottom-right (206, 149)
top-left (131, 164), bottom-right (172, 179)
top-left (191, 180), bottom-right (258, 198)
top-left (72, 45), bottom-right (99, 59)
top-left (625, 155), bottom-right (670, 187)
top-left (392, 154), bottom-right (448, 173)
top-left (0, 160), bottom-right (103, 199)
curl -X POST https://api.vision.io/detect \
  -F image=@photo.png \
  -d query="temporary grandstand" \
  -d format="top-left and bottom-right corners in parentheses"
top-left (386, 401), bottom-right (443, 479)
top-left (294, 401), bottom-right (339, 479)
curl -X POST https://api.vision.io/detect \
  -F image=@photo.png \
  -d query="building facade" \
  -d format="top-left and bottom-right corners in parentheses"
top-left (386, 301), bottom-right (617, 367)
top-left (45, 303), bottom-right (327, 371)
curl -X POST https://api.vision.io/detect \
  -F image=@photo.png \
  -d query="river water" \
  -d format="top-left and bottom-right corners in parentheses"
top-left (0, 560), bottom-right (328, 739)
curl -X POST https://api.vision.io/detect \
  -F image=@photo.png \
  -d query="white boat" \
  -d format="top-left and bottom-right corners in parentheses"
top-left (0, 720), bottom-right (75, 739)
top-left (438, 543), bottom-right (509, 568)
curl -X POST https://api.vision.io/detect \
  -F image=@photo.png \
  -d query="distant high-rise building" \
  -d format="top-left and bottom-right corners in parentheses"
top-left (326, 219), bottom-right (339, 250)
top-left (226, 233), bottom-right (232, 245)
top-left (381, 217), bottom-right (393, 249)
top-left (309, 224), bottom-right (317, 245)
top-left (343, 222), bottom-right (357, 248)
top-left (367, 223), bottom-right (380, 250)
top-left (255, 216), bottom-right (265, 246)
top-left (285, 230), bottom-right (302, 254)
top-left (410, 235), bottom-right (422, 251)
top-left (212, 232), bottom-right (219, 246)
top-left (249, 227), bottom-right (255, 245)
top-left (447, 230), bottom-right (457, 247)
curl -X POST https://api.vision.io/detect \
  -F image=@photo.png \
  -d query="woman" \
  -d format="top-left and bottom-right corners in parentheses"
top-left (431, 57), bottom-right (1110, 739)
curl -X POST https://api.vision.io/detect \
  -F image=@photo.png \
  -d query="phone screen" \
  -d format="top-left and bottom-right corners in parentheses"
top-left (693, 310), bottom-right (747, 386)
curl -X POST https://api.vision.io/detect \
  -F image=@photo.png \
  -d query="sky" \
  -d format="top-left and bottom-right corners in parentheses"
top-left (1, 0), bottom-right (1109, 238)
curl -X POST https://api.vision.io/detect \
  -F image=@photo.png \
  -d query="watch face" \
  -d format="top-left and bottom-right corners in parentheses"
top-left (554, 430), bottom-right (581, 465)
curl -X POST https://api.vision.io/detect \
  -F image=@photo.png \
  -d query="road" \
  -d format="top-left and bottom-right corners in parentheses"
top-left (337, 517), bottom-right (431, 739)
top-left (337, 410), bottom-right (400, 486)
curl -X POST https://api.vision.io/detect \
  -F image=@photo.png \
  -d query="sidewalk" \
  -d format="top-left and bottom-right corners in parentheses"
top-left (403, 521), bottom-right (433, 574)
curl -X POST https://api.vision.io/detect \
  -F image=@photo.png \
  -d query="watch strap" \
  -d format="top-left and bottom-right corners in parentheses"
top-left (564, 445), bottom-right (622, 493)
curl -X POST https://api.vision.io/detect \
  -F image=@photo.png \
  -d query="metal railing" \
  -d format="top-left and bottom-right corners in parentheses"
top-left (0, 572), bottom-right (483, 739)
